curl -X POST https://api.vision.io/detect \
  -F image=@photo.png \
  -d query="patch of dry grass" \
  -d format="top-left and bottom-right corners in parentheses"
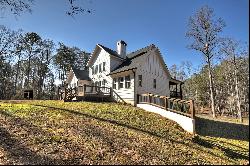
top-left (0, 100), bottom-right (249, 165)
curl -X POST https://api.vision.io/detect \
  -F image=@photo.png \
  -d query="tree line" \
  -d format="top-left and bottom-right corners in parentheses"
top-left (0, 25), bottom-right (90, 100)
top-left (169, 6), bottom-right (249, 122)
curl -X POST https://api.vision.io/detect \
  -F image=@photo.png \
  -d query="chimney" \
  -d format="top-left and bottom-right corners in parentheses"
top-left (117, 40), bottom-right (127, 59)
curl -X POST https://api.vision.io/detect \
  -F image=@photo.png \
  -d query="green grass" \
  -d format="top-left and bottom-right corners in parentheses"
top-left (0, 100), bottom-right (249, 165)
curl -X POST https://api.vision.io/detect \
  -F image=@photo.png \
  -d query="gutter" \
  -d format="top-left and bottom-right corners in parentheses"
top-left (106, 67), bottom-right (137, 76)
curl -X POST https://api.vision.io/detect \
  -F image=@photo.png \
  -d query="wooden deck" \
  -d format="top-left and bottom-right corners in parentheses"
top-left (62, 85), bottom-right (112, 102)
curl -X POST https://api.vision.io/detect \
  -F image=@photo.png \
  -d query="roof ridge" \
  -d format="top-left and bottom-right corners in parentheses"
top-left (98, 44), bottom-right (118, 53)
top-left (126, 44), bottom-right (155, 58)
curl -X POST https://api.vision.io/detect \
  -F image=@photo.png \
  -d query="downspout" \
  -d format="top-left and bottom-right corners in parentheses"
top-left (133, 69), bottom-right (137, 106)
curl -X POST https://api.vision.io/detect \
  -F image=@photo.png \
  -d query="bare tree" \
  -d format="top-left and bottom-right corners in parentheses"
top-left (0, 0), bottom-right (92, 17)
top-left (186, 5), bottom-right (225, 118)
top-left (220, 38), bottom-right (248, 122)
top-left (0, 0), bottom-right (33, 16)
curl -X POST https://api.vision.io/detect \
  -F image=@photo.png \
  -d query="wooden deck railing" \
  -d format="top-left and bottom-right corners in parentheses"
top-left (137, 93), bottom-right (195, 119)
top-left (170, 91), bottom-right (182, 98)
top-left (84, 85), bottom-right (111, 96)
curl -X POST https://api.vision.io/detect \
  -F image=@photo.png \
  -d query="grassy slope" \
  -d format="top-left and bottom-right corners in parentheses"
top-left (0, 100), bottom-right (249, 165)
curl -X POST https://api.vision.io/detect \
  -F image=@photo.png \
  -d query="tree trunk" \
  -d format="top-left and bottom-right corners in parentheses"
top-left (207, 57), bottom-right (216, 118)
top-left (27, 49), bottom-right (31, 88)
top-left (233, 57), bottom-right (242, 123)
top-left (14, 53), bottom-right (21, 96)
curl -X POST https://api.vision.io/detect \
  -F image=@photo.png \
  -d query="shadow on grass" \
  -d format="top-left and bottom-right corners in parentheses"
top-left (193, 136), bottom-right (249, 161)
top-left (31, 104), bottom-right (245, 162)
top-left (195, 116), bottom-right (249, 141)
top-left (0, 111), bottom-right (59, 164)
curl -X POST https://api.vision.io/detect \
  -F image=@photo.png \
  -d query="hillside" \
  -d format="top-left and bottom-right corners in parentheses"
top-left (0, 100), bottom-right (249, 165)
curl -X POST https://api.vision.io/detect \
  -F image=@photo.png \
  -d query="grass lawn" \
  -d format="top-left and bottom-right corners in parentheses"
top-left (0, 100), bottom-right (249, 165)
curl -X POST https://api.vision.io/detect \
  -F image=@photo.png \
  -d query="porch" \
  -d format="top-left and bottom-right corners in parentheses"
top-left (169, 78), bottom-right (183, 99)
top-left (61, 85), bottom-right (113, 102)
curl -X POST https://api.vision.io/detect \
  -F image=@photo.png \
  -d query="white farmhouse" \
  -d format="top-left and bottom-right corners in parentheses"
top-left (65, 67), bottom-right (91, 97)
top-left (86, 40), bottom-right (183, 105)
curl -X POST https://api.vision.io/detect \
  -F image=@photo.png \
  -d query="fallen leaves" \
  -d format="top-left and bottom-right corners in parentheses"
top-left (0, 100), bottom-right (248, 165)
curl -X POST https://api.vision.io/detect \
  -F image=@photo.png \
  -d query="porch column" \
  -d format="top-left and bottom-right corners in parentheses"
top-left (175, 84), bottom-right (177, 98)
top-left (180, 83), bottom-right (183, 100)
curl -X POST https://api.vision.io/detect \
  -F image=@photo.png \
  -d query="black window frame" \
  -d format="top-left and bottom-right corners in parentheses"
top-left (138, 75), bottom-right (142, 87)
top-left (153, 79), bottom-right (156, 89)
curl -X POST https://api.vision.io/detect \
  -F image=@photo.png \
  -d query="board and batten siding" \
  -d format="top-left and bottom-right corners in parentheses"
top-left (136, 50), bottom-right (170, 97)
top-left (89, 49), bottom-right (112, 87)
top-left (89, 48), bottom-right (123, 88)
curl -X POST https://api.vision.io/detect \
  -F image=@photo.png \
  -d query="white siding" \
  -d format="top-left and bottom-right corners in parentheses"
top-left (68, 74), bottom-right (78, 88)
top-left (136, 50), bottom-right (170, 96)
top-left (111, 71), bottom-right (135, 105)
top-left (89, 49), bottom-right (112, 87)
top-left (89, 49), bottom-right (123, 88)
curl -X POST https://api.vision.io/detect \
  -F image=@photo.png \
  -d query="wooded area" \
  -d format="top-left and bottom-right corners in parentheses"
top-left (168, 7), bottom-right (249, 122)
top-left (0, 25), bottom-right (90, 100)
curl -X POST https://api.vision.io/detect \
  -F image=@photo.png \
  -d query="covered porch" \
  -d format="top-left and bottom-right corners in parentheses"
top-left (169, 78), bottom-right (183, 99)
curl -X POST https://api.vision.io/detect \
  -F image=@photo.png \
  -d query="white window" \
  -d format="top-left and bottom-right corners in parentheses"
top-left (118, 77), bottom-right (124, 89)
top-left (102, 79), bottom-right (106, 86)
top-left (125, 75), bottom-right (131, 89)
top-left (95, 65), bottom-right (98, 74)
top-left (78, 86), bottom-right (83, 92)
top-left (113, 78), bottom-right (117, 89)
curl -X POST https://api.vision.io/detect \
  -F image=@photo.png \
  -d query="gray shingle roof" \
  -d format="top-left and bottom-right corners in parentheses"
top-left (72, 68), bottom-right (91, 81)
top-left (109, 44), bottom-right (156, 75)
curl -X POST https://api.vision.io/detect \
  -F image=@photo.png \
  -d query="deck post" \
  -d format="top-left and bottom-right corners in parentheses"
top-left (110, 88), bottom-right (112, 97)
top-left (165, 97), bottom-right (168, 110)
